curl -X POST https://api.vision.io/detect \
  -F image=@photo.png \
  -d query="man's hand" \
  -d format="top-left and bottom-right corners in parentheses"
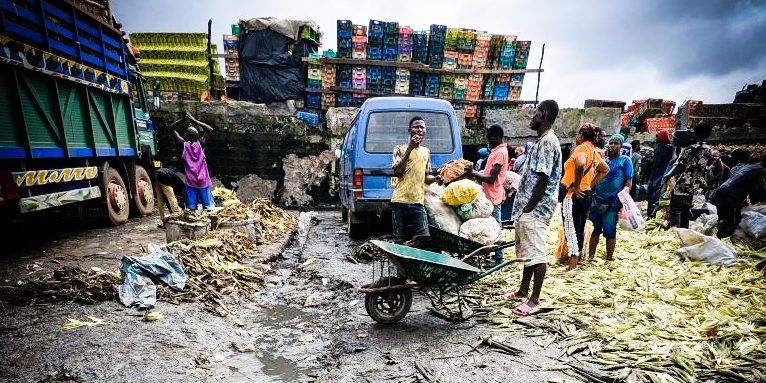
top-left (408, 134), bottom-right (423, 150)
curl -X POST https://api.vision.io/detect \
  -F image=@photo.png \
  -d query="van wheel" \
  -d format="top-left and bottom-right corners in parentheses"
top-left (348, 211), bottom-right (369, 239)
top-left (105, 167), bottom-right (129, 225)
top-left (341, 206), bottom-right (348, 222)
top-left (132, 165), bottom-right (155, 216)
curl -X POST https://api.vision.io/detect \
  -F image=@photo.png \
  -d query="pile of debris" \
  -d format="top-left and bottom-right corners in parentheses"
top-left (349, 235), bottom-right (394, 263)
top-left (470, 219), bottom-right (766, 383)
top-left (0, 267), bottom-right (119, 305)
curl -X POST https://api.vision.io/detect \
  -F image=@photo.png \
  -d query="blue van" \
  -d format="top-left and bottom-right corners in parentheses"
top-left (339, 97), bottom-right (463, 238)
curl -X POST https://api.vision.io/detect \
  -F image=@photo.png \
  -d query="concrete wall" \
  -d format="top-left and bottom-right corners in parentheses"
top-left (151, 101), bottom-right (336, 205)
top-left (484, 107), bottom-right (622, 146)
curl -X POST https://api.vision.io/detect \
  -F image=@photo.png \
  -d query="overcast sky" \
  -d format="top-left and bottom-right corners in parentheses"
top-left (113, 0), bottom-right (766, 108)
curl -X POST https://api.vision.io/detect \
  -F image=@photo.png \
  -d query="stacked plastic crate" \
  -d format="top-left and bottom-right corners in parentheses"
top-left (440, 74), bottom-right (454, 99)
top-left (443, 28), bottom-right (459, 70)
top-left (412, 31), bottom-right (428, 64)
top-left (352, 25), bottom-right (367, 59)
top-left (307, 62), bottom-right (322, 89)
top-left (321, 64), bottom-right (336, 108)
top-left (129, 32), bottom-right (221, 99)
top-left (382, 21), bottom-right (398, 61)
top-left (366, 66), bottom-right (382, 91)
top-left (337, 64), bottom-right (352, 106)
top-left (514, 41), bottom-right (530, 69)
top-left (428, 24), bottom-right (446, 68)
top-left (398, 26), bottom-right (413, 62)
top-left (382, 67), bottom-right (396, 92)
top-left (493, 73), bottom-right (511, 100)
top-left (367, 20), bottom-right (383, 60)
top-left (453, 75), bottom-right (468, 100)
top-left (410, 72), bottom-right (425, 96)
top-left (396, 69), bottom-right (410, 94)
top-left (497, 36), bottom-right (516, 70)
top-left (424, 74), bottom-right (440, 97)
top-left (456, 30), bottom-right (476, 70)
top-left (223, 34), bottom-right (239, 82)
top-left (337, 20), bottom-right (353, 58)
top-left (472, 33), bottom-right (490, 69)
top-left (352, 66), bottom-right (366, 106)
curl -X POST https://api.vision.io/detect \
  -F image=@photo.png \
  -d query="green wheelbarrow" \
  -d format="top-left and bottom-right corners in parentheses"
top-left (360, 240), bottom-right (528, 324)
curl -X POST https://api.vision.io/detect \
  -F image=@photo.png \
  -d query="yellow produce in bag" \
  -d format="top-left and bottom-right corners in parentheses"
top-left (441, 179), bottom-right (482, 206)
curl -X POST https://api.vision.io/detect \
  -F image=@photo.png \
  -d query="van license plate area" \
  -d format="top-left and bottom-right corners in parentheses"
top-left (390, 177), bottom-right (398, 186)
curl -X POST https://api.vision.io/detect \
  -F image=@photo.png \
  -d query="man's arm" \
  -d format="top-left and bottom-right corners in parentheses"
top-left (523, 174), bottom-right (549, 213)
top-left (392, 147), bottom-right (413, 178)
top-left (470, 164), bottom-right (501, 184)
top-left (623, 158), bottom-right (634, 193)
top-left (173, 130), bottom-right (185, 144)
top-left (664, 149), bottom-right (687, 181)
top-left (186, 112), bottom-right (213, 132)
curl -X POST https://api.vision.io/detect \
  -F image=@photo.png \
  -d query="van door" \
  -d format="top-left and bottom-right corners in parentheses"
top-left (340, 116), bottom-right (358, 208)
top-left (360, 110), bottom-right (456, 200)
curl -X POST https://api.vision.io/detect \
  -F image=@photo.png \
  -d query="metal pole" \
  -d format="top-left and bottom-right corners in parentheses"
top-left (534, 43), bottom-right (545, 108)
top-left (207, 19), bottom-right (213, 96)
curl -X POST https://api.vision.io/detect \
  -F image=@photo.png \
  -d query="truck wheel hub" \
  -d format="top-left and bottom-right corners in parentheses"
top-left (138, 179), bottom-right (153, 205)
top-left (108, 181), bottom-right (127, 211)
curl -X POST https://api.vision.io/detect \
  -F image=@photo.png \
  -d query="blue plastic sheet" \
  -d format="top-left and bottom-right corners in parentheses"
top-left (118, 249), bottom-right (186, 309)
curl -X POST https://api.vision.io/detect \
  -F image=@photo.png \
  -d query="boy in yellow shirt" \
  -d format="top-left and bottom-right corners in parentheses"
top-left (391, 117), bottom-right (440, 244)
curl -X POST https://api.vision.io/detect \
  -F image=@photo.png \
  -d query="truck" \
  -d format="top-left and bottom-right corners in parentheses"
top-left (0, 0), bottom-right (158, 225)
top-left (338, 97), bottom-right (463, 238)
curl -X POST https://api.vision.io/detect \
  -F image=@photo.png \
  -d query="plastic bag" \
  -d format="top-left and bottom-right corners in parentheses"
top-left (441, 179), bottom-right (482, 207)
top-left (438, 159), bottom-right (472, 183)
top-left (424, 183), bottom-right (462, 235)
top-left (459, 217), bottom-right (501, 245)
top-left (740, 211), bottom-right (766, 239)
top-left (118, 247), bottom-right (187, 309)
top-left (617, 189), bottom-right (645, 231)
top-left (675, 228), bottom-right (738, 266)
top-left (553, 222), bottom-right (567, 260)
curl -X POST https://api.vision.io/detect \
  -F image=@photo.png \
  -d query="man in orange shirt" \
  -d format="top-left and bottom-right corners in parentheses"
top-left (467, 125), bottom-right (509, 265)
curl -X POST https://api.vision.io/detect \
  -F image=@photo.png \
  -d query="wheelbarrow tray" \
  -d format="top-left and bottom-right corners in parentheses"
top-left (427, 225), bottom-right (483, 255)
top-left (371, 240), bottom-right (480, 285)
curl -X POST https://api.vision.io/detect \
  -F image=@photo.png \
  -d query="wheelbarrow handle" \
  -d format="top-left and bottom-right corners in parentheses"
top-left (462, 258), bottom-right (531, 285)
top-left (461, 241), bottom-right (515, 262)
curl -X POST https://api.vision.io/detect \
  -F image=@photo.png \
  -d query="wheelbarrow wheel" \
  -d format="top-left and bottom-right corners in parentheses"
top-left (364, 277), bottom-right (412, 324)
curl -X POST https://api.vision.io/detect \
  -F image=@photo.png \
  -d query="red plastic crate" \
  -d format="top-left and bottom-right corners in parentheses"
top-left (645, 116), bottom-right (676, 133)
top-left (464, 104), bottom-right (477, 117)
top-left (398, 26), bottom-right (413, 35)
top-left (458, 53), bottom-right (473, 65)
top-left (662, 100), bottom-right (676, 115)
top-left (444, 51), bottom-right (458, 59)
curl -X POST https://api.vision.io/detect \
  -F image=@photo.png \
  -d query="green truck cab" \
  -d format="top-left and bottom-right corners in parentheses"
top-left (0, 0), bottom-right (159, 224)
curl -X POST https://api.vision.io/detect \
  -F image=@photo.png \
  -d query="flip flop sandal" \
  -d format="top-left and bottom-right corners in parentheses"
top-left (512, 302), bottom-right (535, 316)
top-left (501, 291), bottom-right (524, 300)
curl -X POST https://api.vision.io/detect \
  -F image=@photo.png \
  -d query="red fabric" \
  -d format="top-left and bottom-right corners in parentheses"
top-left (657, 130), bottom-right (671, 144)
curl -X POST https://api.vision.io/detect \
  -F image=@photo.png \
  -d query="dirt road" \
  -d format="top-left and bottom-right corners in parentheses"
top-left (0, 211), bottom-right (569, 382)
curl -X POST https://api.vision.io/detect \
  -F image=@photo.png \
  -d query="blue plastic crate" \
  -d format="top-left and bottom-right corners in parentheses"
top-left (493, 84), bottom-right (509, 100)
top-left (368, 20), bottom-right (384, 38)
top-left (338, 29), bottom-right (352, 38)
top-left (428, 53), bottom-right (444, 68)
top-left (426, 74), bottom-right (440, 85)
top-left (382, 67), bottom-right (396, 77)
top-left (338, 37), bottom-right (352, 48)
top-left (338, 93), bottom-right (353, 107)
top-left (367, 66), bottom-right (382, 80)
top-left (367, 46), bottom-right (382, 60)
top-left (367, 79), bottom-right (381, 91)
top-left (424, 84), bottom-right (439, 97)
top-left (306, 94), bottom-right (321, 109)
top-left (337, 20), bottom-right (353, 29)
top-left (296, 109), bottom-right (321, 125)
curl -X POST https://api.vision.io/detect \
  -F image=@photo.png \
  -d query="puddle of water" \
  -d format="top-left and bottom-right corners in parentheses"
top-left (258, 349), bottom-right (313, 382)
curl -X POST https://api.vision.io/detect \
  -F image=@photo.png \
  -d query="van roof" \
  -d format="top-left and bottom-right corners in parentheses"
top-left (361, 97), bottom-right (454, 111)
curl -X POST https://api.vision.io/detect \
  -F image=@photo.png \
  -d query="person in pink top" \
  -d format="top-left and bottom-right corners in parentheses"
top-left (467, 124), bottom-right (509, 265)
top-left (173, 112), bottom-right (214, 209)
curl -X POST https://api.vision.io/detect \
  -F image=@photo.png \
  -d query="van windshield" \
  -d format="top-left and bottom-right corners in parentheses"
top-left (364, 111), bottom-right (454, 154)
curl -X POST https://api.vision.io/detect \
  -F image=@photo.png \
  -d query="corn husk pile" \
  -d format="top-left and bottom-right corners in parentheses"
top-left (470, 218), bottom-right (766, 382)
top-left (211, 202), bottom-right (258, 228)
top-left (164, 210), bottom-right (209, 223)
top-left (0, 267), bottom-right (120, 305)
top-left (250, 198), bottom-right (297, 241)
top-left (211, 186), bottom-right (238, 203)
top-left (159, 229), bottom-right (266, 316)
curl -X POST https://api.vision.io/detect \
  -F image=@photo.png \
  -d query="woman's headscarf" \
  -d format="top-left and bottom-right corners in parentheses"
top-left (657, 130), bottom-right (671, 145)
top-left (610, 133), bottom-right (625, 144)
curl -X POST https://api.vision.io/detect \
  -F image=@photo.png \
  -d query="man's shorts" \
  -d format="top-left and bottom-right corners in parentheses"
top-left (515, 212), bottom-right (548, 266)
top-left (184, 185), bottom-right (214, 209)
top-left (391, 202), bottom-right (428, 240)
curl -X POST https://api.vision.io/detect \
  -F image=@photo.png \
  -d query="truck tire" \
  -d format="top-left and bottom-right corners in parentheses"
top-left (132, 165), bottom-right (155, 216)
top-left (105, 167), bottom-right (129, 225)
top-left (347, 211), bottom-right (369, 239)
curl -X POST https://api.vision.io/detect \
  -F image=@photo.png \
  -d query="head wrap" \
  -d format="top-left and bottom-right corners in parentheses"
top-left (478, 147), bottom-right (489, 157)
top-left (610, 133), bottom-right (625, 144)
top-left (657, 130), bottom-right (671, 144)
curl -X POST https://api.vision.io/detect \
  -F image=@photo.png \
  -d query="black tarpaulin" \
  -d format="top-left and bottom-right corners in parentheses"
top-left (239, 28), bottom-right (304, 103)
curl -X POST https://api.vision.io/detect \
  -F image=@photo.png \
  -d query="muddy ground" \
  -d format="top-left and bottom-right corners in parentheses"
top-left (0, 211), bottom-right (571, 382)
